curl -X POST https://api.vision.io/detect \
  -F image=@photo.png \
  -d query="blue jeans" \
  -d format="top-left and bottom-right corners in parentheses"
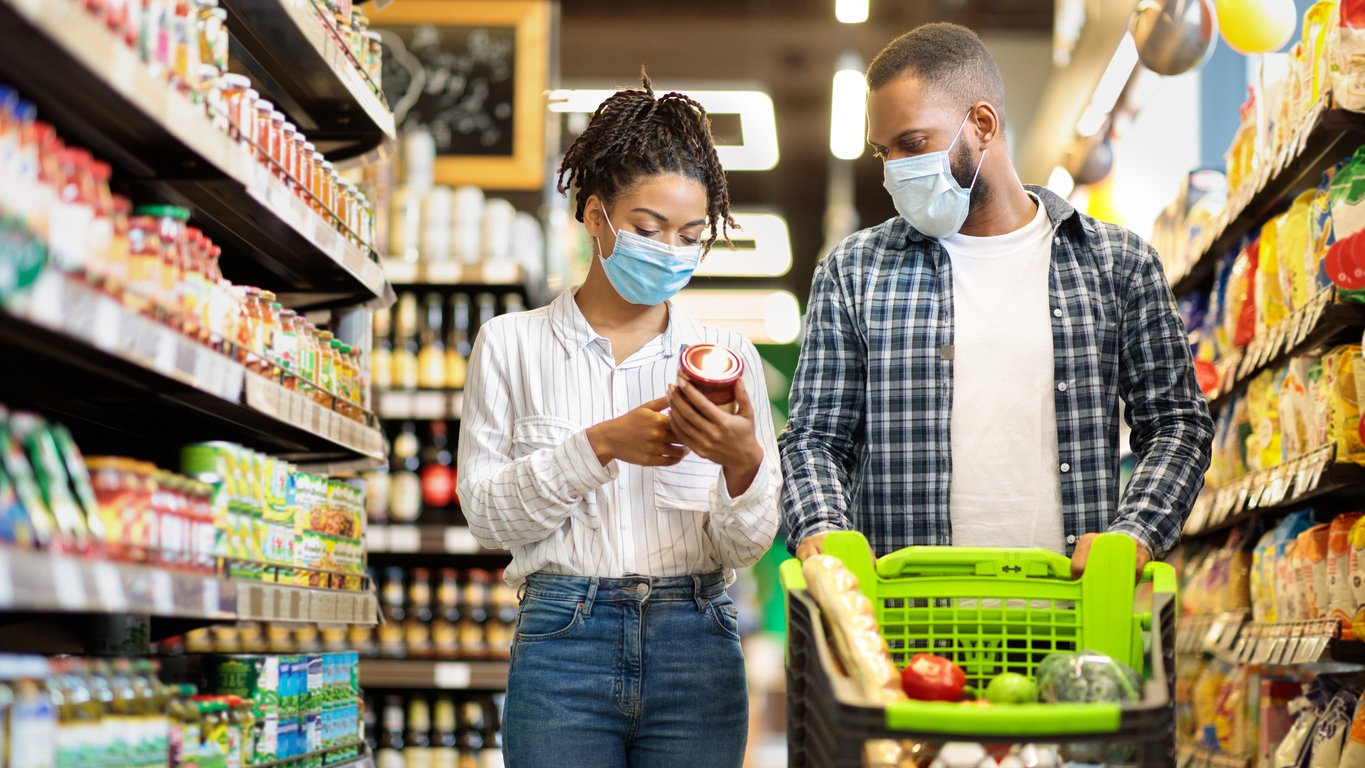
top-left (503, 572), bottom-right (748, 768)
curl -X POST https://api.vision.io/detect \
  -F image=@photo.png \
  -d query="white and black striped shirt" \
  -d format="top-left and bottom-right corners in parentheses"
top-left (456, 288), bottom-right (781, 587)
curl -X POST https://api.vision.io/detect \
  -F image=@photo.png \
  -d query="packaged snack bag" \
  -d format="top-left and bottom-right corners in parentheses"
top-left (1324, 345), bottom-right (1365, 463)
top-left (1298, 524), bottom-right (1332, 619)
top-left (1252, 526), bottom-right (1280, 623)
top-left (1282, 191), bottom-right (1317, 312)
top-left (1258, 214), bottom-right (1290, 339)
top-left (1329, 512), bottom-right (1365, 637)
top-left (1332, 0), bottom-right (1365, 112)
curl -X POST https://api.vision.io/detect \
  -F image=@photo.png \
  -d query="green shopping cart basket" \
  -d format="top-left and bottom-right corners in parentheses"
top-left (782, 531), bottom-right (1177, 767)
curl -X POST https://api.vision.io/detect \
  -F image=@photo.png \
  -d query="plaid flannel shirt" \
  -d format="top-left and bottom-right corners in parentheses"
top-left (779, 186), bottom-right (1213, 560)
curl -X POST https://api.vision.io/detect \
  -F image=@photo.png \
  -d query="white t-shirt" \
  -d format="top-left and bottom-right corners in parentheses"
top-left (939, 195), bottom-right (1066, 553)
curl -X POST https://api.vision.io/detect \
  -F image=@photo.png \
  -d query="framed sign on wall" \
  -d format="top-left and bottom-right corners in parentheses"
top-left (370, 0), bottom-right (550, 190)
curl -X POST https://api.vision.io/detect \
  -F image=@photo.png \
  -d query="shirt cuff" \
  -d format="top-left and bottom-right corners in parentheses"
top-left (714, 453), bottom-right (773, 510)
top-left (557, 429), bottom-right (619, 498)
top-left (1105, 520), bottom-right (1158, 560)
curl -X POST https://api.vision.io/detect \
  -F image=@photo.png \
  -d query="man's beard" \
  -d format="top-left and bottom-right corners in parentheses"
top-left (950, 140), bottom-right (991, 214)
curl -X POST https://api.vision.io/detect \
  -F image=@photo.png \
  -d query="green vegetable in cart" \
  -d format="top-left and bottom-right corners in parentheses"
top-left (983, 672), bottom-right (1037, 704)
top-left (1036, 650), bottom-right (1142, 704)
top-left (900, 654), bottom-right (966, 702)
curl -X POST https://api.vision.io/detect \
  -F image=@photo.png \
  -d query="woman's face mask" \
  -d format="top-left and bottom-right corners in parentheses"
top-left (881, 109), bottom-right (986, 238)
top-left (595, 203), bottom-right (703, 306)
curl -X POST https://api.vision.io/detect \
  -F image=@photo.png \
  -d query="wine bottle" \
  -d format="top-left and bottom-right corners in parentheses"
top-left (389, 421), bottom-right (422, 523)
top-left (419, 421), bottom-right (455, 509)
top-left (417, 293), bottom-right (446, 389)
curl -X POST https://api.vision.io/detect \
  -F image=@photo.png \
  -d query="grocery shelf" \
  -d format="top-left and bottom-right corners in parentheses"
top-left (1230, 619), bottom-right (1365, 673)
top-left (376, 389), bottom-right (465, 421)
top-left (1182, 444), bottom-right (1365, 540)
top-left (359, 659), bottom-right (510, 691)
top-left (223, 0), bottom-right (395, 160)
top-left (0, 272), bottom-right (386, 466)
top-left (366, 525), bottom-right (507, 556)
top-left (255, 744), bottom-right (372, 768)
top-left (1205, 287), bottom-right (1365, 412)
top-left (1176, 611), bottom-right (1250, 658)
top-left (0, 546), bottom-right (234, 621)
top-left (0, 547), bottom-right (377, 626)
top-left (0, 0), bottom-right (394, 311)
top-left (381, 258), bottom-right (528, 290)
top-left (1170, 102), bottom-right (1365, 297)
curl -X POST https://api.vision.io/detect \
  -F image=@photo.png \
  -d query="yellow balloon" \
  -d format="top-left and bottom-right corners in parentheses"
top-left (1215, 0), bottom-right (1298, 54)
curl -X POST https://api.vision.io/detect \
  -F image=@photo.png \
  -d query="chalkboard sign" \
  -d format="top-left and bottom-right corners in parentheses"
top-left (371, 1), bottom-right (549, 191)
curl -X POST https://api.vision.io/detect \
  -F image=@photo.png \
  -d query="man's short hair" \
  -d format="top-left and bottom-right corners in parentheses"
top-left (866, 22), bottom-right (1006, 121)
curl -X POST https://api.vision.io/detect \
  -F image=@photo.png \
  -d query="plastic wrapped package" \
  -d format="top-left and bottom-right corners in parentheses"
top-left (1258, 216), bottom-right (1291, 340)
top-left (1252, 526), bottom-right (1280, 623)
top-left (1330, 149), bottom-right (1365, 243)
top-left (1281, 360), bottom-right (1315, 460)
top-left (1262, 681), bottom-right (1304, 768)
top-left (1332, 0), bottom-right (1365, 112)
top-left (1281, 190), bottom-right (1317, 312)
top-left (1297, 524), bottom-right (1332, 619)
top-left (1246, 369), bottom-right (1284, 471)
top-left (802, 555), bottom-right (905, 706)
top-left (1339, 690), bottom-right (1365, 768)
top-left (1274, 510), bottom-right (1319, 620)
top-left (1323, 345), bottom-right (1365, 463)
top-left (1276, 691), bottom-right (1323, 768)
top-left (1035, 651), bottom-right (1142, 705)
top-left (1309, 691), bottom-right (1354, 768)
top-left (1213, 665), bottom-right (1252, 756)
top-left (1328, 511), bottom-right (1364, 637)
top-left (1192, 661), bottom-right (1229, 749)
top-left (1227, 240), bottom-right (1260, 350)
top-left (1310, 166), bottom-right (1342, 296)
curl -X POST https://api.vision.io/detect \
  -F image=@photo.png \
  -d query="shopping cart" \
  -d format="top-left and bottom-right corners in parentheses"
top-left (782, 532), bottom-right (1177, 767)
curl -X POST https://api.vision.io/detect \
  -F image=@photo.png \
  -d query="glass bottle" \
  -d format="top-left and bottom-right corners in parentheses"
top-left (388, 422), bottom-right (422, 524)
top-left (417, 293), bottom-right (445, 389)
top-left (377, 567), bottom-right (407, 658)
top-left (419, 421), bottom-right (454, 510)
top-left (404, 698), bottom-right (431, 768)
top-left (371, 306), bottom-right (394, 392)
top-left (274, 309), bottom-right (299, 386)
top-left (432, 568), bottom-right (461, 658)
top-left (472, 293), bottom-right (497, 341)
top-left (374, 696), bottom-right (405, 768)
top-left (405, 567), bottom-right (434, 659)
top-left (430, 696), bottom-right (457, 767)
top-left (391, 294), bottom-right (420, 391)
top-left (445, 294), bottom-right (471, 390)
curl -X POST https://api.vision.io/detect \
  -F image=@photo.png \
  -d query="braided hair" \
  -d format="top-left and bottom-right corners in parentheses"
top-left (557, 71), bottom-right (735, 253)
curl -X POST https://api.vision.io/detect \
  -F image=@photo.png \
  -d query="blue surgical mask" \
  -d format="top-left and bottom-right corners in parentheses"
top-left (882, 110), bottom-right (986, 238)
top-left (596, 206), bottom-right (702, 306)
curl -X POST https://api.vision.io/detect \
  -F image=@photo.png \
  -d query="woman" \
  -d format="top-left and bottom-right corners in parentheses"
top-left (456, 76), bottom-right (780, 768)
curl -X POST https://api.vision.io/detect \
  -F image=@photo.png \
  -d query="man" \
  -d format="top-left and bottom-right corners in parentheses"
top-left (779, 22), bottom-right (1213, 577)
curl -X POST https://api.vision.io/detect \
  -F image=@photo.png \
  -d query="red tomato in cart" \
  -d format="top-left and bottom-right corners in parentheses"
top-left (901, 653), bottom-right (967, 702)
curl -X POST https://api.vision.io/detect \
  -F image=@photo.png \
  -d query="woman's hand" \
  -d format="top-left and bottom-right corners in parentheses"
top-left (668, 377), bottom-right (764, 496)
top-left (586, 396), bottom-right (690, 467)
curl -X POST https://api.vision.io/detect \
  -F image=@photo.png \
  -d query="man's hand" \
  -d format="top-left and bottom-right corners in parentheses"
top-left (586, 397), bottom-right (689, 467)
top-left (1069, 532), bottom-right (1152, 581)
top-left (795, 532), bottom-right (831, 561)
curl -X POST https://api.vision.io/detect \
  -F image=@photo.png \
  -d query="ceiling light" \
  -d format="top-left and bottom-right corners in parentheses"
top-left (1076, 32), bottom-right (1138, 138)
top-left (671, 289), bottom-right (803, 345)
top-left (548, 88), bottom-right (779, 171)
top-left (695, 212), bottom-right (793, 278)
top-left (830, 57), bottom-right (867, 161)
top-left (836, 0), bottom-right (869, 23)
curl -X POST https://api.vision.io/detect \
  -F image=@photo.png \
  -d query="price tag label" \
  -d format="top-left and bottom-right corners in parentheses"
top-left (367, 526), bottom-right (389, 553)
top-left (151, 570), bottom-right (175, 614)
top-left (388, 526), bottom-right (421, 553)
top-left (414, 391), bottom-right (445, 420)
top-left (434, 662), bottom-right (473, 689)
top-left (426, 261), bottom-right (461, 284)
top-left (153, 333), bottom-right (177, 375)
top-left (290, 586), bottom-right (306, 621)
top-left (51, 557), bottom-right (88, 610)
top-left (92, 562), bottom-right (128, 611)
top-left (192, 347), bottom-right (213, 386)
top-left (382, 259), bottom-right (419, 284)
top-left (91, 299), bottom-right (121, 351)
top-left (444, 527), bottom-right (480, 554)
top-left (203, 579), bottom-right (221, 616)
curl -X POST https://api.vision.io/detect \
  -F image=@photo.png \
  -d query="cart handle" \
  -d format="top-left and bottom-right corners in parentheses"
top-left (873, 542), bottom-right (1075, 580)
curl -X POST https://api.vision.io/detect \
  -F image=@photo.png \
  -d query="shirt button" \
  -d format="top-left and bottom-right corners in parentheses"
top-left (1054, 236), bottom-right (1062, 245)
top-left (1057, 382), bottom-right (1068, 392)
top-left (1066, 534), bottom-right (1077, 544)
top-left (1060, 463), bottom-right (1071, 473)
top-left (1052, 308), bottom-right (1063, 318)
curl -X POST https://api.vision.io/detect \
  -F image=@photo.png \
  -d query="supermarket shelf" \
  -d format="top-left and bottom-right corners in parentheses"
top-left (1176, 743), bottom-right (1252, 768)
top-left (1229, 619), bottom-right (1365, 672)
top-left (0, 546), bottom-right (234, 620)
top-left (376, 389), bottom-right (465, 421)
top-left (1176, 611), bottom-right (1250, 658)
top-left (0, 547), bottom-right (376, 626)
top-left (0, 0), bottom-right (393, 311)
top-left (223, 0), bottom-right (395, 159)
top-left (255, 744), bottom-right (372, 768)
top-left (0, 272), bottom-right (386, 465)
top-left (366, 525), bottom-right (507, 556)
top-left (1181, 444), bottom-right (1365, 540)
top-left (1170, 102), bottom-right (1365, 297)
top-left (1205, 287), bottom-right (1365, 412)
top-left (359, 659), bottom-right (509, 690)
top-left (234, 580), bottom-right (377, 625)
top-left (381, 258), bottom-right (527, 290)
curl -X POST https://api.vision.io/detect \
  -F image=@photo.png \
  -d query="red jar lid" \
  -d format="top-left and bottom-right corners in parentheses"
top-left (681, 343), bottom-right (743, 385)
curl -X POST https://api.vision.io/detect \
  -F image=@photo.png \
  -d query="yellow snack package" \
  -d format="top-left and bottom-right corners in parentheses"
top-left (1257, 214), bottom-right (1289, 338)
top-left (1281, 190), bottom-right (1317, 312)
top-left (1327, 344), bottom-right (1365, 463)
